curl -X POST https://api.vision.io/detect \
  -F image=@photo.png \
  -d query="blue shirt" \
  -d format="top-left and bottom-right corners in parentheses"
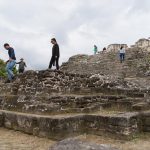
top-left (8, 47), bottom-right (16, 60)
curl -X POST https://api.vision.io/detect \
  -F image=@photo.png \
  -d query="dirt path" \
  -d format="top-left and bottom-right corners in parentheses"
top-left (0, 128), bottom-right (55, 150)
top-left (0, 128), bottom-right (149, 150)
top-left (78, 134), bottom-right (150, 150)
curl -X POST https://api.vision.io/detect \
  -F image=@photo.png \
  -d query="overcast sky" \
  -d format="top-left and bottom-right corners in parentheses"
top-left (0, 0), bottom-right (150, 70)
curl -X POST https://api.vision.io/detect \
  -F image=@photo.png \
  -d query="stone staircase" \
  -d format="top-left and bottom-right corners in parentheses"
top-left (61, 47), bottom-right (150, 78)
top-left (0, 70), bottom-right (149, 140)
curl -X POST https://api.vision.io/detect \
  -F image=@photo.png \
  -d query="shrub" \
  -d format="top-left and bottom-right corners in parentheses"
top-left (0, 59), bottom-right (18, 78)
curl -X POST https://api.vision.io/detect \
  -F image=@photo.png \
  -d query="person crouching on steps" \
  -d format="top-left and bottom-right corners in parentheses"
top-left (49, 38), bottom-right (60, 70)
top-left (119, 46), bottom-right (126, 63)
top-left (4, 43), bottom-right (16, 83)
top-left (16, 58), bottom-right (27, 73)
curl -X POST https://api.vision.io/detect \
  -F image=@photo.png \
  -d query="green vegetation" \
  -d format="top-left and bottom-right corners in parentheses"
top-left (0, 59), bottom-right (7, 77)
top-left (0, 59), bottom-right (18, 78)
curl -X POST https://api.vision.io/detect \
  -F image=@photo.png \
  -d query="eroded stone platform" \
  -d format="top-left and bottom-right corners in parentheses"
top-left (0, 70), bottom-right (149, 141)
top-left (0, 110), bottom-right (147, 140)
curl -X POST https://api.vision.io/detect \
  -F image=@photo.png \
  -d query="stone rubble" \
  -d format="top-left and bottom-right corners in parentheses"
top-left (0, 70), bottom-right (144, 97)
top-left (49, 138), bottom-right (119, 150)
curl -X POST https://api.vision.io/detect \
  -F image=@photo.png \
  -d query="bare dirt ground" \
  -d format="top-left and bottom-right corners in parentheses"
top-left (78, 133), bottom-right (150, 150)
top-left (0, 128), bottom-right (55, 150)
top-left (0, 128), bottom-right (150, 150)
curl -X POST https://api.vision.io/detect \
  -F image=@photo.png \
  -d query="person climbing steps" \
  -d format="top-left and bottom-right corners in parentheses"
top-left (16, 58), bottom-right (27, 73)
top-left (119, 46), bottom-right (126, 63)
top-left (4, 43), bottom-right (16, 83)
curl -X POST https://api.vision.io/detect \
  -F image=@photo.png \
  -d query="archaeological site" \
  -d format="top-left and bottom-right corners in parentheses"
top-left (0, 38), bottom-right (150, 150)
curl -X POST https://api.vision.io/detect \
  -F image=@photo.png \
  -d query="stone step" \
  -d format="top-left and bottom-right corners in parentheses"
top-left (0, 110), bottom-right (142, 140)
top-left (60, 103), bottom-right (111, 113)
top-left (0, 95), bottom-right (144, 114)
top-left (132, 102), bottom-right (150, 111)
top-left (0, 70), bottom-right (147, 98)
top-left (0, 94), bottom-right (147, 115)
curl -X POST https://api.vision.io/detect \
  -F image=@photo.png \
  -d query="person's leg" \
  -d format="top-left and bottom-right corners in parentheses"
top-left (6, 61), bottom-right (16, 80)
top-left (49, 56), bottom-right (55, 69)
top-left (119, 53), bottom-right (122, 63)
top-left (19, 69), bottom-right (24, 73)
top-left (123, 53), bottom-right (125, 61)
top-left (9, 61), bottom-right (16, 79)
top-left (56, 57), bottom-right (59, 70)
top-left (53, 60), bottom-right (55, 66)
top-left (6, 62), bottom-right (12, 80)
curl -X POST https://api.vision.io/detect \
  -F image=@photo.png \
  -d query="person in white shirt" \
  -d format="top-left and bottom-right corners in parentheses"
top-left (119, 46), bottom-right (125, 63)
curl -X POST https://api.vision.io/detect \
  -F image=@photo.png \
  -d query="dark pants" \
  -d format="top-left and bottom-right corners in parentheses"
top-left (120, 53), bottom-right (125, 63)
top-left (19, 69), bottom-right (24, 73)
top-left (49, 56), bottom-right (59, 70)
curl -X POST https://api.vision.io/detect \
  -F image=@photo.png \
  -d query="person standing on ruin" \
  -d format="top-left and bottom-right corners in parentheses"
top-left (119, 46), bottom-right (126, 63)
top-left (16, 58), bottom-right (27, 73)
top-left (103, 47), bottom-right (107, 53)
top-left (49, 38), bottom-right (60, 70)
top-left (93, 45), bottom-right (98, 55)
top-left (4, 43), bottom-right (16, 83)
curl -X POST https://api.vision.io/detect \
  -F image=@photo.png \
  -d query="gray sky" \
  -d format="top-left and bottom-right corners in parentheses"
top-left (0, 0), bottom-right (150, 69)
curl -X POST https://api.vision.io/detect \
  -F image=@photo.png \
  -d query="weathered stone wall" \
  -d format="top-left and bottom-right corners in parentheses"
top-left (141, 111), bottom-right (150, 132)
top-left (135, 38), bottom-right (150, 48)
top-left (0, 94), bottom-right (136, 115)
top-left (0, 70), bottom-right (142, 97)
top-left (107, 44), bottom-right (128, 52)
top-left (0, 110), bottom-right (140, 139)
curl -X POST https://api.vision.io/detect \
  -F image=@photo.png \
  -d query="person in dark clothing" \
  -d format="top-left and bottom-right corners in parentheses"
top-left (49, 38), bottom-right (60, 70)
top-left (16, 58), bottom-right (27, 73)
top-left (103, 47), bottom-right (107, 52)
top-left (4, 43), bottom-right (16, 83)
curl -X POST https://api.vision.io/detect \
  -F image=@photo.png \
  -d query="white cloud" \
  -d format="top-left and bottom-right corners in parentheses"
top-left (0, 0), bottom-right (150, 69)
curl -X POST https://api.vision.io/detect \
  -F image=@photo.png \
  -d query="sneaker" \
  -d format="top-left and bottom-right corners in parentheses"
top-left (11, 76), bottom-right (16, 80)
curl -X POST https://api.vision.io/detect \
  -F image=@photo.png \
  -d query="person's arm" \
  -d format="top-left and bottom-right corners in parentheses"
top-left (5, 60), bottom-right (9, 64)
top-left (8, 49), bottom-right (12, 61)
top-left (52, 45), bottom-right (57, 56)
top-left (55, 44), bottom-right (59, 57)
top-left (16, 62), bottom-right (21, 64)
top-left (24, 62), bottom-right (27, 67)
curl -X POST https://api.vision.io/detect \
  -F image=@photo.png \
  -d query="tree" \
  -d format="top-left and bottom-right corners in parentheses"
top-left (0, 59), bottom-right (18, 78)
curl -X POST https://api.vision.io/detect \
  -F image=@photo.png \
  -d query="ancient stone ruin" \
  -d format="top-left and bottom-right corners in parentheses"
top-left (107, 44), bottom-right (128, 52)
top-left (0, 38), bottom-right (150, 149)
